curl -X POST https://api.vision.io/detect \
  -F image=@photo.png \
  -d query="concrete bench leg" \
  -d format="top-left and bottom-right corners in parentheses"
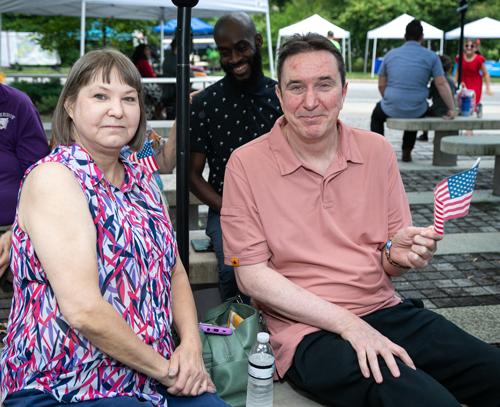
top-left (494, 156), bottom-right (500, 196)
top-left (433, 131), bottom-right (458, 166)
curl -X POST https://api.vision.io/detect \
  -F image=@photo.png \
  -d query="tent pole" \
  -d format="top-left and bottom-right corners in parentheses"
top-left (342, 37), bottom-right (345, 62)
top-left (275, 35), bottom-right (281, 79)
top-left (265, 10), bottom-right (274, 79)
top-left (364, 37), bottom-right (369, 74)
top-left (427, 39), bottom-right (431, 49)
top-left (348, 37), bottom-right (352, 73)
top-left (80, 1), bottom-right (86, 56)
top-left (173, 0), bottom-right (198, 272)
top-left (371, 38), bottom-right (377, 78)
top-left (160, 8), bottom-right (164, 74)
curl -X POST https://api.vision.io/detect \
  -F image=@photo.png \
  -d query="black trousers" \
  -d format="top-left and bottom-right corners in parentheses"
top-left (286, 299), bottom-right (500, 407)
top-left (371, 102), bottom-right (424, 151)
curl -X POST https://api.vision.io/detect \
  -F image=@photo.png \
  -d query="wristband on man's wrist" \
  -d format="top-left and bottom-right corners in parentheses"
top-left (385, 236), bottom-right (411, 270)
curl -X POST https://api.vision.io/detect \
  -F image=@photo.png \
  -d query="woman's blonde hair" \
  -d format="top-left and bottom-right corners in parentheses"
top-left (52, 48), bottom-right (147, 152)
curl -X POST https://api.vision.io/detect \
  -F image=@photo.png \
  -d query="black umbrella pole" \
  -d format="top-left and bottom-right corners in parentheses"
top-left (457, 0), bottom-right (468, 87)
top-left (174, 1), bottom-right (197, 272)
top-left (457, 10), bottom-right (466, 86)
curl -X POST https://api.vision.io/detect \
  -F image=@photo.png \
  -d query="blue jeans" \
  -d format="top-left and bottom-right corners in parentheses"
top-left (4, 388), bottom-right (229, 406)
top-left (206, 209), bottom-right (250, 304)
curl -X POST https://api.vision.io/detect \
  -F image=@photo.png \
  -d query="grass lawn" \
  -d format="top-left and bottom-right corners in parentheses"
top-left (2, 66), bottom-right (71, 75)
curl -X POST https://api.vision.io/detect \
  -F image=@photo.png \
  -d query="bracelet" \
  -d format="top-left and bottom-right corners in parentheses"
top-left (385, 236), bottom-right (411, 270)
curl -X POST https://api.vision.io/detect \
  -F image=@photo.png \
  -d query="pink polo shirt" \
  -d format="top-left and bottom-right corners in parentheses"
top-left (221, 117), bottom-right (412, 378)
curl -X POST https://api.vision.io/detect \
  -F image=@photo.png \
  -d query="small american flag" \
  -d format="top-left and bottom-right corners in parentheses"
top-left (128, 140), bottom-right (159, 173)
top-left (434, 158), bottom-right (480, 234)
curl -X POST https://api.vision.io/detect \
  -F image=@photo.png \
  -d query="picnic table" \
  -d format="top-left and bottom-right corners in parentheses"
top-left (441, 135), bottom-right (500, 196)
top-left (386, 115), bottom-right (500, 166)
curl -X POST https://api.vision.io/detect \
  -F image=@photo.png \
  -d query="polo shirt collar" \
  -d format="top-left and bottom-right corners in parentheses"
top-left (269, 116), bottom-right (364, 177)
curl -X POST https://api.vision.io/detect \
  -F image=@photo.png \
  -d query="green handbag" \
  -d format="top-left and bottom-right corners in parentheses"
top-left (199, 298), bottom-right (263, 407)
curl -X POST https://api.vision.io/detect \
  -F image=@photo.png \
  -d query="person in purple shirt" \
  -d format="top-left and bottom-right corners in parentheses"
top-left (0, 83), bottom-right (50, 292)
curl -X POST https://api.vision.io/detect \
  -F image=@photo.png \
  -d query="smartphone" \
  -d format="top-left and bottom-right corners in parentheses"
top-left (199, 323), bottom-right (233, 335)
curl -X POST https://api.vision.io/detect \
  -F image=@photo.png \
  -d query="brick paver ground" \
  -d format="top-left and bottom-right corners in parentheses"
top-left (394, 252), bottom-right (500, 309)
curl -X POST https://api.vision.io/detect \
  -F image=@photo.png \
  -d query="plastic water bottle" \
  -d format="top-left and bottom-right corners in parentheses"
top-left (246, 332), bottom-right (275, 407)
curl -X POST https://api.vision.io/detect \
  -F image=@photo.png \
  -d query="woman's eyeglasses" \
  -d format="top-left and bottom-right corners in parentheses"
top-left (465, 44), bottom-right (477, 49)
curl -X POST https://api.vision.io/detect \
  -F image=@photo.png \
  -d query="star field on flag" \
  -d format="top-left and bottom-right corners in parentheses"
top-left (128, 140), bottom-right (159, 174)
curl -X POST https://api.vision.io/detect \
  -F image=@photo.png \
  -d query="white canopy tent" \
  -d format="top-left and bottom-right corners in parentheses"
top-left (275, 14), bottom-right (351, 74)
top-left (445, 17), bottom-right (500, 40)
top-left (364, 14), bottom-right (444, 78)
top-left (0, 0), bottom-right (275, 77)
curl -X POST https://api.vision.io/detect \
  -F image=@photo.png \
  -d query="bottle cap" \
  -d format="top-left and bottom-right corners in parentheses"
top-left (257, 332), bottom-right (270, 343)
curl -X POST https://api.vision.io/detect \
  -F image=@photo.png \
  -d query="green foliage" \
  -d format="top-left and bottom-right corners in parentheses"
top-left (9, 80), bottom-right (63, 116)
top-left (485, 47), bottom-right (500, 61)
top-left (351, 58), bottom-right (366, 72)
top-left (5, 0), bottom-right (500, 74)
top-left (267, 0), bottom-right (500, 71)
top-left (3, 13), bottom-right (159, 68)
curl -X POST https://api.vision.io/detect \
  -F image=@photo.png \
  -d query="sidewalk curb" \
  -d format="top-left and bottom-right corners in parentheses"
top-left (433, 305), bottom-right (500, 344)
top-left (434, 232), bottom-right (500, 255)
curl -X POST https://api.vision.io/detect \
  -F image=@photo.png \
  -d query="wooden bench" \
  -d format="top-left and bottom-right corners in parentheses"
top-left (441, 135), bottom-right (500, 196)
top-left (386, 115), bottom-right (500, 166)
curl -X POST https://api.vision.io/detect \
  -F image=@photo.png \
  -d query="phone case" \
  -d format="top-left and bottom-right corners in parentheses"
top-left (199, 324), bottom-right (233, 335)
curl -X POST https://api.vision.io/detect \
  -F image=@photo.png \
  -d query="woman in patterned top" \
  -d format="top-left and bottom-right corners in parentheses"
top-left (0, 49), bottom-right (228, 407)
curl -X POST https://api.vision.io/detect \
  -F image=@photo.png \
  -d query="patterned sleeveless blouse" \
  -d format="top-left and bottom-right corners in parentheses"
top-left (1, 143), bottom-right (177, 405)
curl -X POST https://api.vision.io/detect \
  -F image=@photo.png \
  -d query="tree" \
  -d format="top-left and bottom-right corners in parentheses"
top-left (264, 0), bottom-right (500, 72)
top-left (3, 14), bottom-right (160, 67)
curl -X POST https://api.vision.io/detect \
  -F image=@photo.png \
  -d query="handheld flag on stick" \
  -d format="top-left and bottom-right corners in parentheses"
top-left (128, 140), bottom-right (159, 174)
top-left (434, 158), bottom-right (480, 234)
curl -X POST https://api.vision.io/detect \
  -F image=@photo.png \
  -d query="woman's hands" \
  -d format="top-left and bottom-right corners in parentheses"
top-left (161, 337), bottom-right (216, 396)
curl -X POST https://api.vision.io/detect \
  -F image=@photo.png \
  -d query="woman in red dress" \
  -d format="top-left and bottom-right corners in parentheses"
top-left (455, 39), bottom-right (494, 109)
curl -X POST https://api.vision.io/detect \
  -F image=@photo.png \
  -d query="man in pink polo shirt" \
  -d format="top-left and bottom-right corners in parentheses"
top-left (221, 33), bottom-right (500, 407)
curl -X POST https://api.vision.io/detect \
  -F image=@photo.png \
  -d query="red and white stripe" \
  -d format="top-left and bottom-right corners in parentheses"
top-left (434, 180), bottom-right (474, 234)
top-left (128, 152), bottom-right (159, 174)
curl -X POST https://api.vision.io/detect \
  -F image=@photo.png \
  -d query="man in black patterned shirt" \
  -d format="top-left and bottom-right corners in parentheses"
top-left (189, 12), bottom-right (281, 303)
